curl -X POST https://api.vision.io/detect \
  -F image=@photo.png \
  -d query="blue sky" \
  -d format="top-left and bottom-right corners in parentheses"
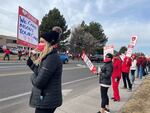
top-left (0, 0), bottom-right (149, 55)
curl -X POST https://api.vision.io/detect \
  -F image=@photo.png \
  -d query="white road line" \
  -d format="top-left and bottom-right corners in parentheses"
top-left (0, 66), bottom-right (87, 77)
top-left (0, 72), bottom-right (33, 77)
top-left (0, 76), bottom-right (96, 102)
top-left (63, 66), bottom-right (86, 70)
top-left (0, 65), bottom-right (26, 69)
top-left (62, 76), bottom-right (96, 85)
top-left (0, 63), bottom-right (26, 65)
top-left (0, 92), bottom-right (30, 102)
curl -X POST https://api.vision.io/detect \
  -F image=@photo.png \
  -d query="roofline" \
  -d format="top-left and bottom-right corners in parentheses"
top-left (0, 35), bottom-right (16, 40)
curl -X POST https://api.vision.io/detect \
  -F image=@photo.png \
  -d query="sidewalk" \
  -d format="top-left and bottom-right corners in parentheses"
top-left (16, 77), bottom-right (144, 113)
top-left (55, 78), bottom-right (143, 113)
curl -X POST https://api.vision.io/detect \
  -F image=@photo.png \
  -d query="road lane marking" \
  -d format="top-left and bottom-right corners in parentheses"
top-left (0, 65), bottom-right (26, 69)
top-left (0, 66), bottom-right (87, 77)
top-left (0, 76), bottom-right (96, 102)
top-left (0, 72), bottom-right (33, 77)
top-left (62, 76), bottom-right (96, 85)
top-left (0, 62), bottom-right (26, 65)
top-left (0, 92), bottom-right (30, 102)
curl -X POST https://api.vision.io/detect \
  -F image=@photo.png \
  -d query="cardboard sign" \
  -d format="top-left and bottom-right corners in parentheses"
top-left (103, 45), bottom-right (114, 59)
top-left (17, 6), bottom-right (39, 48)
top-left (81, 53), bottom-right (97, 74)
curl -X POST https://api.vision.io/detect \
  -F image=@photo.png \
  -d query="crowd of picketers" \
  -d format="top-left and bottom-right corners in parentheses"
top-left (2, 48), bottom-right (29, 61)
top-left (97, 52), bottom-right (150, 113)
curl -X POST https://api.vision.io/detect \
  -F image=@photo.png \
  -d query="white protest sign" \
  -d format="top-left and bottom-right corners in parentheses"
top-left (126, 36), bottom-right (138, 57)
top-left (103, 45), bottom-right (114, 59)
top-left (130, 36), bottom-right (138, 47)
top-left (81, 53), bottom-right (97, 74)
top-left (17, 6), bottom-right (39, 48)
top-left (126, 44), bottom-right (134, 57)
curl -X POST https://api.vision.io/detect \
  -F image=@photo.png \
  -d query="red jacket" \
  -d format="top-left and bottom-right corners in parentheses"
top-left (122, 56), bottom-right (132, 73)
top-left (141, 57), bottom-right (147, 68)
top-left (137, 56), bottom-right (142, 67)
top-left (4, 49), bottom-right (10, 55)
top-left (112, 56), bottom-right (122, 78)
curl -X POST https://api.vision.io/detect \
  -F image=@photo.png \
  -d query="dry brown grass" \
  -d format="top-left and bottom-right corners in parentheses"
top-left (120, 75), bottom-right (150, 113)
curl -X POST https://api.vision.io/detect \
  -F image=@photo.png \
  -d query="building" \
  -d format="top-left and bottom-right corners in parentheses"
top-left (0, 35), bottom-right (26, 49)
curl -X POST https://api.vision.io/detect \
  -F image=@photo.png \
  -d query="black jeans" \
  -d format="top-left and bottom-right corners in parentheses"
top-left (3, 54), bottom-right (10, 60)
top-left (122, 72), bottom-right (132, 89)
top-left (35, 108), bottom-right (56, 113)
top-left (130, 70), bottom-right (135, 83)
top-left (100, 86), bottom-right (109, 108)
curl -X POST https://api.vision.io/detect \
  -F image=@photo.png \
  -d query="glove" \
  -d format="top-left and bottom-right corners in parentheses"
top-left (27, 57), bottom-right (33, 67)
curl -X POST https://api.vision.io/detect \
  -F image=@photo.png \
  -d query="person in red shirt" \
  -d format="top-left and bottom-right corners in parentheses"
top-left (122, 56), bottom-right (132, 91)
top-left (111, 54), bottom-right (122, 101)
top-left (3, 48), bottom-right (10, 61)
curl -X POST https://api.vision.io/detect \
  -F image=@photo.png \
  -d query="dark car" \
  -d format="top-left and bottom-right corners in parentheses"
top-left (89, 54), bottom-right (103, 63)
top-left (0, 47), bottom-right (3, 53)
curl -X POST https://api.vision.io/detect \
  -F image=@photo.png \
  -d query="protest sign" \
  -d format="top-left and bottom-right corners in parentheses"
top-left (130, 36), bottom-right (138, 47)
top-left (103, 45), bottom-right (114, 59)
top-left (81, 52), bottom-right (97, 74)
top-left (17, 6), bottom-right (39, 48)
top-left (126, 36), bottom-right (138, 57)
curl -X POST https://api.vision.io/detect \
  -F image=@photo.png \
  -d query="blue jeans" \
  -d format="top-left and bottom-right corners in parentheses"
top-left (139, 65), bottom-right (143, 79)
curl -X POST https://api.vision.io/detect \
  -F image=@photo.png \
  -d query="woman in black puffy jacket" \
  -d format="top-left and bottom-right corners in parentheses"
top-left (27, 30), bottom-right (62, 113)
top-left (97, 53), bottom-right (113, 113)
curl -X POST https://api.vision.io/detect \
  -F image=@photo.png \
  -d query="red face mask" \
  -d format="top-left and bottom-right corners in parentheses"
top-left (37, 42), bottom-right (45, 51)
top-left (104, 58), bottom-right (111, 62)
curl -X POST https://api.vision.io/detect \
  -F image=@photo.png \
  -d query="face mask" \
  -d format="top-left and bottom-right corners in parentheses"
top-left (37, 42), bottom-right (45, 51)
top-left (104, 58), bottom-right (111, 62)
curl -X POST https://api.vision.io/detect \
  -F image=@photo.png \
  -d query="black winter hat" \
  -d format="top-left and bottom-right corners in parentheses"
top-left (41, 31), bottom-right (60, 45)
top-left (105, 53), bottom-right (113, 59)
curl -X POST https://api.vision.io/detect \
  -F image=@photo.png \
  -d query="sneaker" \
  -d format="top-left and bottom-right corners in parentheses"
top-left (114, 99), bottom-right (120, 102)
top-left (128, 89), bottom-right (132, 92)
top-left (104, 108), bottom-right (110, 113)
top-left (111, 97), bottom-right (114, 100)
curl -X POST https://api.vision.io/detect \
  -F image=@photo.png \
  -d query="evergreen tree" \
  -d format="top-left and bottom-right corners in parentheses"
top-left (39, 8), bottom-right (70, 41)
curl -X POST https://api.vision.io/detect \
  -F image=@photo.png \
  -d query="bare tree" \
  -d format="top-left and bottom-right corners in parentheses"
top-left (70, 25), bottom-right (98, 55)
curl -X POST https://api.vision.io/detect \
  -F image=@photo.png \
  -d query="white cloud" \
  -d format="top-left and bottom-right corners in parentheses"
top-left (100, 0), bottom-right (144, 15)
top-left (103, 19), bottom-right (150, 54)
top-left (0, 0), bottom-right (149, 54)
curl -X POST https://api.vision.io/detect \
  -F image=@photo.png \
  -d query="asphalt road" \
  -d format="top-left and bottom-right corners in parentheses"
top-left (0, 60), bottom-right (102, 113)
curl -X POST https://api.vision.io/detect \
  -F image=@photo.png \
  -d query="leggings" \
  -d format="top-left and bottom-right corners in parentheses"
top-left (35, 108), bottom-right (56, 113)
top-left (101, 86), bottom-right (109, 108)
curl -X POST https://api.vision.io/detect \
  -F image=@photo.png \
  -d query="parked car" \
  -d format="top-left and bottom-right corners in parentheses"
top-left (89, 54), bottom-right (103, 63)
top-left (10, 48), bottom-right (18, 55)
top-left (59, 53), bottom-right (69, 64)
top-left (0, 47), bottom-right (4, 53)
